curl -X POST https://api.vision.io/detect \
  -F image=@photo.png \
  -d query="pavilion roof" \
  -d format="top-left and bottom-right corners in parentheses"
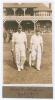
top-left (3, 3), bottom-right (51, 11)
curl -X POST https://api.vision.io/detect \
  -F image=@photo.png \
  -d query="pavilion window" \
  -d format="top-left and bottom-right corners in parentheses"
top-left (15, 8), bottom-right (24, 16)
top-left (25, 8), bottom-right (34, 16)
top-left (6, 8), bottom-right (14, 15)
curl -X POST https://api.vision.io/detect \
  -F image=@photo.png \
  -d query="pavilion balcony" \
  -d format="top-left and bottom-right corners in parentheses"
top-left (3, 15), bottom-right (52, 22)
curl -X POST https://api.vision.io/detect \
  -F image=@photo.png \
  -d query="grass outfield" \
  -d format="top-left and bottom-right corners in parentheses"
top-left (3, 32), bottom-right (52, 84)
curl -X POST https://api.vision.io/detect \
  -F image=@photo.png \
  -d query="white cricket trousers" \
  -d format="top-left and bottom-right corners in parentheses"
top-left (15, 45), bottom-right (26, 69)
top-left (31, 47), bottom-right (42, 69)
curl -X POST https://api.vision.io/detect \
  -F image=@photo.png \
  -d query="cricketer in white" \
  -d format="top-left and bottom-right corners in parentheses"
top-left (29, 29), bottom-right (43, 71)
top-left (12, 26), bottom-right (27, 71)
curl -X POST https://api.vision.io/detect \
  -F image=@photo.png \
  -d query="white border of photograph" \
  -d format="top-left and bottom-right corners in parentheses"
top-left (0, 0), bottom-right (55, 99)
top-left (0, 2), bottom-right (3, 98)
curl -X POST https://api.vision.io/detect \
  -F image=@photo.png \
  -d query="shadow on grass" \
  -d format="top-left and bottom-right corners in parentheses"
top-left (7, 59), bottom-right (30, 70)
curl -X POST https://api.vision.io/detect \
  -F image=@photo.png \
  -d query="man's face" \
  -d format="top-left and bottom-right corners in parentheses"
top-left (35, 29), bottom-right (39, 35)
top-left (18, 28), bottom-right (22, 33)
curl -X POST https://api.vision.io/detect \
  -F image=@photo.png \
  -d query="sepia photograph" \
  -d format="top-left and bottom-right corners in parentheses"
top-left (3, 3), bottom-right (52, 84)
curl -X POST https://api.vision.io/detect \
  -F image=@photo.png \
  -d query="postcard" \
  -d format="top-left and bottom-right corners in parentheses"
top-left (0, 0), bottom-right (54, 99)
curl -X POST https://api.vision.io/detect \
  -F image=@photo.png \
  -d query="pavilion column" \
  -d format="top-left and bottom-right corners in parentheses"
top-left (33, 20), bottom-right (38, 32)
top-left (23, 8), bottom-right (27, 16)
top-left (13, 8), bottom-right (16, 15)
top-left (34, 11), bottom-right (35, 16)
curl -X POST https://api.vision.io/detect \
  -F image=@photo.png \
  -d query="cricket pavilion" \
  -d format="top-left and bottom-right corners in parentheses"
top-left (3, 3), bottom-right (52, 32)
